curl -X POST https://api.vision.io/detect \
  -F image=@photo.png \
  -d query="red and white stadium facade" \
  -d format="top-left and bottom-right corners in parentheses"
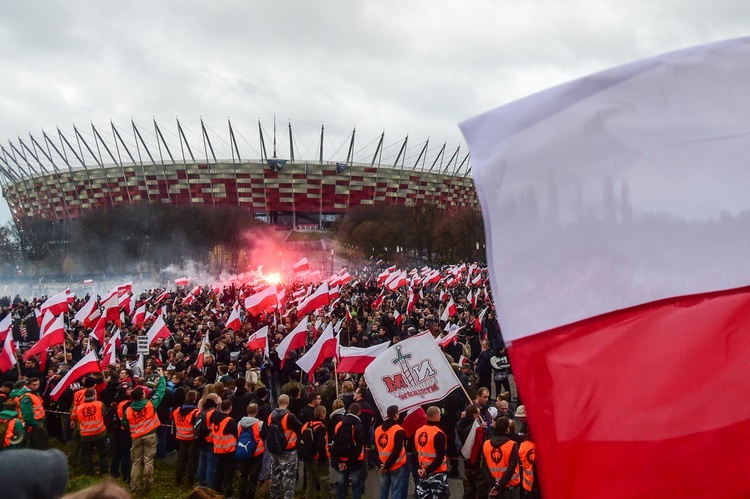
top-left (0, 119), bottom-right (478, 227)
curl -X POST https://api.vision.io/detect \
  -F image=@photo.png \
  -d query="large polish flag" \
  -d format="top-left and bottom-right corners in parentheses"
top-left (145, 315), bottom-right (171, 345)
top-left (296, 282), bottom-right (330, 316)
top-left (297, 323), bottom-right (337, 381)
top-left (0, 314), bottom-right (11, 342)
top-left (74, 296), bottom-right (100, 327)
top-left (460, 38), bottom-right (750, 498)
top-left (337, 342), bottom-right (390, 374)
top-left (275, 316), bottom-right (309, 367)
top-left (246, 325), bottom-right (269, 352)
top-left (50, 350), bottom-right (101, 401)
top-left (40, 291), bottom-right (69, 317)
top-left (244, 285), bottom-right (278, 316)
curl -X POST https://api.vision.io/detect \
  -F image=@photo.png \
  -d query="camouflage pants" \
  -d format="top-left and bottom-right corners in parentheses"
top-left (270, 450), bottom-right (298, 499)
top-left (416, 472), bottom-right (450, 499)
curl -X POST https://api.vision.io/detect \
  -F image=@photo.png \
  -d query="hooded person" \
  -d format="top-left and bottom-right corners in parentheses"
top-left (0, 448), bottom-right (68, 499)
top-left (482, 417), bottom-right (521, 497)
top-left (173, 389), bottom-right (200, 486)
top-left (0, 399), bottom-right (25, 450)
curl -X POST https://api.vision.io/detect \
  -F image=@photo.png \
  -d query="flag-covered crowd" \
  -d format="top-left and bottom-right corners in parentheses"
top-left (0, 259), bottom-right (539, 499)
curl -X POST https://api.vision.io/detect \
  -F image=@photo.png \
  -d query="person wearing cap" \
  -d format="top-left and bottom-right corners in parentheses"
top-left (122, 367), bottom-right (167, 494)
top-left (514, 405), bottom-right (528, 435)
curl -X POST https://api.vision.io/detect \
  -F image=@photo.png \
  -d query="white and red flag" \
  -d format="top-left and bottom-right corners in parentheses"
top-left (145, 315), bottom-right (171, 345)
top-left (296, 282), bottom-right (330, 317)
top-left (364, 331), bottom-right (461, 419)
top-left (50, 350), bottom-right (101, 401)
top-left (40, 291), bottom-right (68, 317)
top-left (292, 257), bottom-right (310, 273)
top-left (439, 297), bottom-right (457, 322)
top-left (328, 286), bottom-right (340, 302)
top-left (74, 296), bottom-right (100, 327)
top-left (276, 316), bottom-right (308, 367)
top-left (337, 342), bottom-right (390, 374)
top-left (0, 335), bottom-right (16, 373)
top-left (226, 301), bottom-right (242, 332)
top-left (132, 303), bottom-right (147, 329)
top-left (244, 285), bottom-right (278, 316)
top-left (154, 290), bottom-right (170, 304)
top-left (195, 329), bottom-right (211, 370)
top-left (246, 326), bottom-right (269, 352)
top-left (101, 292), bottom-right (121, 325)
top-left (24, 314), bottom-right (65, 361)
top-left (175, 277), bottom-right (189, 287)
top-left (0, 315), bottom-right (11, 343)
top-left (461, 38), bottom-right (750, 498)
top-left (406, 288), bottom-right (417, 313)
top-left (297, 323), bottom-right (337, 381)
top-left (101, 331), bottom-right (120, 367)
top-left (393, 309), bottom-right (403, 326)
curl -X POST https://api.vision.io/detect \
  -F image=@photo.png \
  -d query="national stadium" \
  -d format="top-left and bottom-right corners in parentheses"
top-left (0, 119), bottom-right (478, 229)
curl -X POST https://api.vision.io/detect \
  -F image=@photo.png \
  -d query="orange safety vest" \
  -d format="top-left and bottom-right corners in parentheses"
top-left (16, 392), bottom-right (46, 421)
top-left (375, 423), bottom-right (406, 471)
top-left (519, 440), bottom-right (536, 492)
top-left (334, 420), bottom-right (364, 462)
top-left (483, 439), bottom-right (520, 487)
top-left (212, 416), bottom-right (237, 454)
top-left (268, 412), bottom-right (298, 450)
top-left (415, 424), bottom-right (448, 473)
top-left (70, 389), bottom-right (87, 421)
top-left (1, 417), bottom-right (18, 447)
top-left (250, 422), bottom-right (265, 457)
top-left (126, 401), bottom-right (160, 439)
top-left (301, 420), bottom-right (329, 460)
top-left (173, 407), bottom-right (199, 441)
top-left (76, 400), bottom-right (106, 437)
top-left (203, 409), bottom-right (216, 444)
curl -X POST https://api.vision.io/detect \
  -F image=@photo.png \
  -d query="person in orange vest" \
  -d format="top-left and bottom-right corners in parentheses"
top-left (518, 430), bottom-right (538, 499)
top-left (413, 406), bottom-right (450, 499)
top-left (0, 399), bottom-right (25, 451)
top-left (173, 389), bottom-right (200, 487)
top-left (76, 387), bottom-right (109, 475)
top-left (109, 382), bottom-right (132, 483)
top-left (300, 404), bottom-right (329, 499)
top-left (331, 402), bottom-right (365, 499)
top-left (237, 402), bottom-right (267, 499)
top-left (482, 417), bottom-right (520, 499)
top-left (69, 376), bottom-right (99, 465)
top-left (10, 378), bottom-right (49, 449)
top-left (375, 405), bottom-right (407, 499)
top-left (211, 398), bottom-right (239, 498)
top-left (122, 368), bottom-right (166, 495)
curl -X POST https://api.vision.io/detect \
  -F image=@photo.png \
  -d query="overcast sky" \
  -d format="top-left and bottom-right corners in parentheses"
top-left (0, 0), bottom-right (748, 225)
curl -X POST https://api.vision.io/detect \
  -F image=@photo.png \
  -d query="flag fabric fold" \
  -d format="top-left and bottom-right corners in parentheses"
top-left (297, 323), bottom-right (337, 381)
top-left (337, 342), bottom-right (390, 374)
top-left (50, 350), bottom-right (101, 401)
top-left (145, 315), bottom-right (171, 345)
top-left (460, 37), bottom-right (750, 498)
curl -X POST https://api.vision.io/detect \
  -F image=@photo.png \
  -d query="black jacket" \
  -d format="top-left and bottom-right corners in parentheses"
top-left (331, 413), bottom-right (365, 469)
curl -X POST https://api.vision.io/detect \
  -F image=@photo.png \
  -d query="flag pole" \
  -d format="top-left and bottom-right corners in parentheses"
top-left (333, 358), bottom-right (339, 398)
top-left (13, 344), bottom-right (21, 377)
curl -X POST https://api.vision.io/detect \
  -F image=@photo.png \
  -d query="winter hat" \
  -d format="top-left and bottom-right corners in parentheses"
top-left (0, 448), bottom-right (68, 498)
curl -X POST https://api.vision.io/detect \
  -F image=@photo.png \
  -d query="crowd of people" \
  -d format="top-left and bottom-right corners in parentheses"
top-left (0, 262), bottom-right (540, 498)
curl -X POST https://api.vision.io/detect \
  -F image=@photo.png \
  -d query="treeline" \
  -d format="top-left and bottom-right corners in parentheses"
top-left (332, 204), bottom-right (485, 264)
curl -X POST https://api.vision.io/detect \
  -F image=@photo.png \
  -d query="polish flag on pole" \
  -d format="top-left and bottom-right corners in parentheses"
top-left (101, 332), bottom-right (120, 367)
top-left (246, 326), bottom-right (269, 351)
top-left (292, 257), bottom-right (310, 273)
top-left (195, 329), bottom-right (211, 370)
top-left (337, 342), bottom-right (390, 374)
top-left (297, 323), bottom-right (338, 381)
top-left (0, 337), bottom-right (16, 373)
top-left (50, 350), bottom-right (101, 401)
top-left (145, 315), bottom-right (171, 345)
top-left (0, 315), bottom-right (11, 342)
top-left (244, 286), bottom-right (278, 316)
top-left (175, 277), bottom-right (189, 287)
top-left (296, 282), bottom-right (330, 317)
top-left (276, 316), bottom-right (308, 367)
top-left (226, 301), bottom-right (242, 332)
top-left (439, 297), bottom-right (457, 322)
top-left (101, 292), bottom-right (121, 325)
top-left (119, 292), bottom-right (132, 315)
top-left (435, 327), bottom-right (462, 349)
top-left (24, 314), bottom-right (65, 360)
top-left (461, 38), bottom-right (750, 498)
top-left (393, 309), bottom-right (403, 326)
top-left (132, 303), bottom-right (147, 329)
top-left (74, 296), bottom-right (100, 327)
top-left (406, 288), bottom-right (417, 313)
top-left (363, 331), bottom-right (461, 418)
top-left (40, 291), bottom-right (69, 317)
top-left (89, 315), bottom-right (108, 345)
top-left (154, 290), bottom-right (170, 304)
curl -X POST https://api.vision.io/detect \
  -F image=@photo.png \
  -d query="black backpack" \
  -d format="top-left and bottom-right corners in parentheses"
top-left (194, 410), bottom-right (211, 441)
top-left (331, 422), bottom-right (355, 460)
top-left (266, 413), bottom-right (290, 455)
top-left (297, 421), bottom-right (321, 461)
top-left (105, 401), bottom-right (129, 431)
